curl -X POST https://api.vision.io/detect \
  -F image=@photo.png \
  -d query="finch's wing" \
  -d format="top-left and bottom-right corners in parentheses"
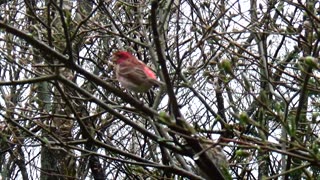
top-left (117, 63), bottom-right (149, 85)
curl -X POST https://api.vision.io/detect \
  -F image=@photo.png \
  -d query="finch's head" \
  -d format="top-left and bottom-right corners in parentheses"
top-left (112, 51), bottom-right (132, 64)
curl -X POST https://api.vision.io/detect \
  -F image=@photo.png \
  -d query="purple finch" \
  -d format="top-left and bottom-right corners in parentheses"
top-left (112, 51), bottom-right (164, 92)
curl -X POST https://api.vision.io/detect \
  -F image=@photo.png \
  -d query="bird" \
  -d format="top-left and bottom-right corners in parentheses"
top-left (112, 51), bottom-right (164, 92)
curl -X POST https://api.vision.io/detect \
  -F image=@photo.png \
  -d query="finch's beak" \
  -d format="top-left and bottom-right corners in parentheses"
top-left (111, 55), bottom-right (119, 66)
top-left (111, 55), bottom-right (116, 62)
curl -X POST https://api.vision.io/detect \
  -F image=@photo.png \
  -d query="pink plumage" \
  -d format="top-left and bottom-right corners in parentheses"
top-left (112, 51), bottom-right (164, 92)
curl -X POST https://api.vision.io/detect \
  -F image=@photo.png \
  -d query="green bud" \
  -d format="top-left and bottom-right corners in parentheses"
top-left (236, 149), bottom-right (251, 157)
top-left (158, 111), bottom-right (171, 125)
top-left (239, 112), bottom-right (249, 124)
top-left (304, 56), bottom-right (318, 68)
top-left (221, 59), bottom-right (232, 74)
